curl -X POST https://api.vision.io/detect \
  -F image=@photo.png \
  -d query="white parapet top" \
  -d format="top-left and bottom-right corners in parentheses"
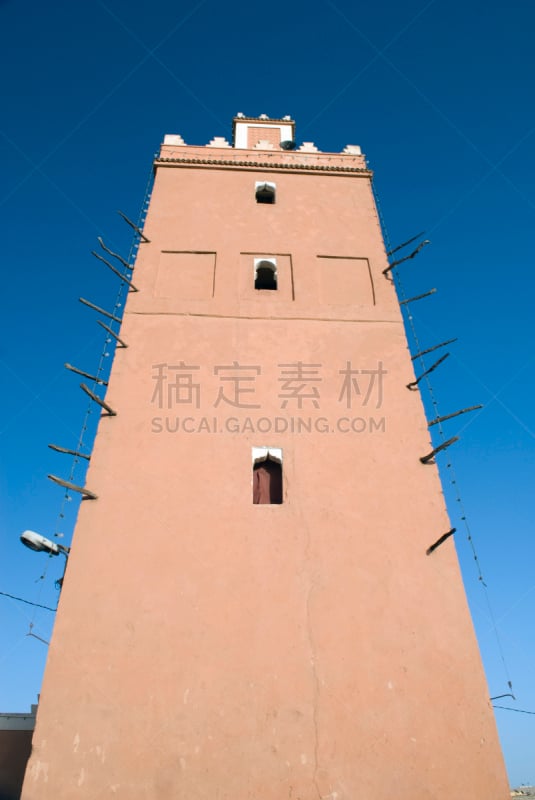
top-left (163, 134), bottom-right (186, 146)
top-left (298, 142), bottom-right (319, 152)
top-left (207, 136), bottom-right (231, 148)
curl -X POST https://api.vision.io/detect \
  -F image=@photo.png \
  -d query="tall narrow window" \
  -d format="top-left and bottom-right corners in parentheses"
top-left (254, 258), bottom-right (277, 291)
top-left (255, 181), bottom-right (276, 204)
top-left (253, 448), bottom-right (283, 504)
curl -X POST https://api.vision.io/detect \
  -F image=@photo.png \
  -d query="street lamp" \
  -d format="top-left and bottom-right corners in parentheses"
top-left (20, 530), bottom-right (70, 558)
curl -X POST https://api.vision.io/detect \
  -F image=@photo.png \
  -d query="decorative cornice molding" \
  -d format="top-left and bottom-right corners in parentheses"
top-left (233, 116), bottom-right (294, 124)
top-left (154, 156), bottom-right (371, 175)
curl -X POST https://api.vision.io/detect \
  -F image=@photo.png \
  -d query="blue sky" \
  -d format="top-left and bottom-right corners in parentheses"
top-left (1, 0), bottom-right (534, 787)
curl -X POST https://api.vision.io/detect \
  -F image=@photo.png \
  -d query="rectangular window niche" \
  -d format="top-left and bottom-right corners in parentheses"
top-left (252, 447), bottom-right (283, 504)
top-left (240, 253), bottom-right (294, 300)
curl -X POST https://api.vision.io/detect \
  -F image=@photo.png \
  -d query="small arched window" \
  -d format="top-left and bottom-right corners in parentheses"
top-left (254, 258), bottom-right (277, 290)
top-left (252, 448), bottom-right (283, 504)
top-left (255, 181), bottom-right (276, 204)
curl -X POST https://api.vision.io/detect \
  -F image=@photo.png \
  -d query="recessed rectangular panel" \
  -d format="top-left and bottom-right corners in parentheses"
top-left (317, 256), bottom-right (375, 306)
top-left (156, 251), bottom-right (216, 300)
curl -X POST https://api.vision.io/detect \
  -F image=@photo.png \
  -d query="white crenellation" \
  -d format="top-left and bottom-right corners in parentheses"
top-left (207, 136), bottom-right (231, 148)
top-left (298, 142), bottom-right (319, 152)
top-left (163, 134), bottom-right (186, 146)
top-left (342, 144), bottom-right (362, 154)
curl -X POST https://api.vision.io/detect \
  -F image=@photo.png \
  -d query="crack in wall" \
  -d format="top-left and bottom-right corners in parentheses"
top-left (296, 482), bottom-right (324, 800)
top-left (306, 581), bottom-right (322, 800)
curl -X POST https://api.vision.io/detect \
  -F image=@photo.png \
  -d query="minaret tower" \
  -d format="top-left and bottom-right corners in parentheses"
top-left (22, 114), bottom-right (509, 799)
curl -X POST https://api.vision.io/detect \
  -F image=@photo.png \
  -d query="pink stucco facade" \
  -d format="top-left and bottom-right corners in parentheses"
top-left (22, 117), bottom-right (509, 799)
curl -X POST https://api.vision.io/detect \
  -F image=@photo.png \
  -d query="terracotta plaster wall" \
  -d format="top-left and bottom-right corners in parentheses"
top-left (22, 148), bottom-right (509, 800)
top-left (126, 164), bottom-right (394, 319)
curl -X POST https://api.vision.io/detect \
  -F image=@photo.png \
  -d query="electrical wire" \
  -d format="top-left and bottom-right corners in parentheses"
top-left (493, 706), bottom-right (535, 716)
top-left (372, 178), bottom-right (515, 693)
top-left (1, 590), bottom-right (56, 612)
top-left (26, 159), bottom-right (155, 635)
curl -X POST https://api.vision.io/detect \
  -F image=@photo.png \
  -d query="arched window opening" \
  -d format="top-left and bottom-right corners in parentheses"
top-left (252, 448), bottom-right (283, 504)
top-left (255, 181), bottom-right (276, 204)
top-left (254, 258), bottom-right (277, 291)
